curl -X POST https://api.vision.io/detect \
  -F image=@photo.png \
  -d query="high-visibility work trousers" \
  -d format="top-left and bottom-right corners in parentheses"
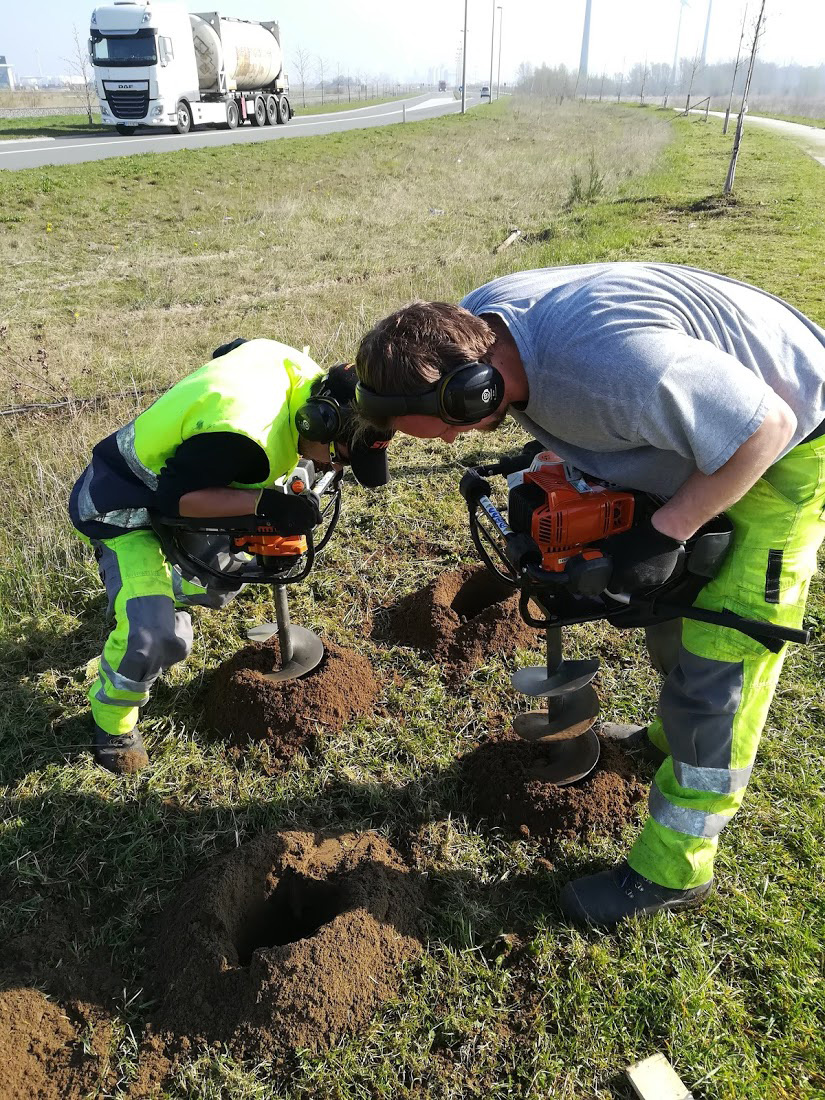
top-left (628, 436), bottom-right (825, 890)
top-left (90, 530), bottom-right (240, 736)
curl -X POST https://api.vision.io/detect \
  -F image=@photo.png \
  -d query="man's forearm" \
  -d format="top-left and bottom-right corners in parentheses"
top-left (178, 487), bottom-right (260, 517)
top-left (652, 396), bottom-right (797, 541)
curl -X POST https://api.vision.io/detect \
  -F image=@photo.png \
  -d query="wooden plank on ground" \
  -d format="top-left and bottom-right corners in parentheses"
top-left (626, 1053), bottom-right (694, 1100)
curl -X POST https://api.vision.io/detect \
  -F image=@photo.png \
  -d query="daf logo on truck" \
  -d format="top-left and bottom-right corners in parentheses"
top-left (89, 1), bottom-right (292, 135)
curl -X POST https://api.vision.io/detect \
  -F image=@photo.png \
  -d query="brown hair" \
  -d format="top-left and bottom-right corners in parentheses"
top-left (355, 301), bottom-right (495, 426)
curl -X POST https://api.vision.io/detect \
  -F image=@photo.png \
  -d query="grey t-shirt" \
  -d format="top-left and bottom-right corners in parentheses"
top-left (460, 263), bottom-right (825, 495)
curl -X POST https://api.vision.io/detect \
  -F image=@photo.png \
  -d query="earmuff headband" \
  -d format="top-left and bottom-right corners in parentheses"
top-left (355, 361), bottom-right (505, 426)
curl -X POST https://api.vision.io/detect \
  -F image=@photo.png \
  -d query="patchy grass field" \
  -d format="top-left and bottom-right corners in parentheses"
top-left (1, 100), bottom-right (824, 1099)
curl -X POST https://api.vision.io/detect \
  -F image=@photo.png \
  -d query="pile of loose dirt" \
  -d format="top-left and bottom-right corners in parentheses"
top-left (147, 830), bottom-right (425, 1058)
top-left (205, 638), bottom-right (379, 766)
top-left (382, 565), bottom-right (537, 681)
top-left (0, 986), bottom-right (112, 1100)
top-left (461, 730), bottom-right (646, 841)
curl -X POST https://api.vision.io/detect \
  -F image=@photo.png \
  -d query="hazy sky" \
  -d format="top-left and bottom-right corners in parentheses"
top-left (3, 1), bottom-right (824, 84)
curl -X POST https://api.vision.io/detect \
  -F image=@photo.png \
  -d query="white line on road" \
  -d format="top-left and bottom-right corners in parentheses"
top-left (0, 103), bottom-right (455, 158)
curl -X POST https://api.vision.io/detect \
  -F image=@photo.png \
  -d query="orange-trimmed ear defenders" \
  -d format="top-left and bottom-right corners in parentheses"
top-left (354, 361), bottom-right (505, 426)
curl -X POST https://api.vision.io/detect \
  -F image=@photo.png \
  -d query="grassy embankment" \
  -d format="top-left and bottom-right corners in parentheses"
top-left (0, 95), bottom-right (415, 140)
top-left (1, 99), bottom-right (824, 1099)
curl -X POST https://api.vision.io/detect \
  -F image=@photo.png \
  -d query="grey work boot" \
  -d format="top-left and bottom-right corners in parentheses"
top-left (93, 726), bottom-right (149, 774)
top-left (600, 723), bottom-right (667, 767)
top-left (559, 861), bottom-right (713, 929)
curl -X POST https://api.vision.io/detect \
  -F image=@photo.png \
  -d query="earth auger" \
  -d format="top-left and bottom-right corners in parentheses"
top-left (153, 460), bottom-right (342, 683)
top-left (460, 446), bottom-right (810, 786)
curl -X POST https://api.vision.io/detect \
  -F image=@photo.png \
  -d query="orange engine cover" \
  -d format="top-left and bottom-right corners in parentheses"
top-left (233, 533), bottom-right (307, 558)
top-left (523, 464), bottom-right (635, 572)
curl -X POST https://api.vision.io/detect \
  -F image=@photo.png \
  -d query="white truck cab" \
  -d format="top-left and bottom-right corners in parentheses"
top-left (91, 2), bottom-right (198, 132)
top-left (89, 1), bottom-right (291, 135)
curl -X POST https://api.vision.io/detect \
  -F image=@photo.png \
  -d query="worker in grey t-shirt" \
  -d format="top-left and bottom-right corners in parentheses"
top-left (354, 262), bottom-right (825, 928)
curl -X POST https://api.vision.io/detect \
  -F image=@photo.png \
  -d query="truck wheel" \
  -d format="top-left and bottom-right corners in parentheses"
top-left (251, 95), bottom-right (266, 127)
top-left (175, 101), bottom-right (192, 134)
top-left (276, 96), bottom-right (289, 124)
top-left (265, 94), bottom-right (278, 125)
top-left (115, 125), bottom-right (134, 136)
top-left (225, 100), bottom-right (239, 129)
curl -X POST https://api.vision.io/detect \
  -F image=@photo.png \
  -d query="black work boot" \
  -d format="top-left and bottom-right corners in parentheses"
top-left (93, 726), bottom-right (150, 774)
top-left (599, 723), bottom-right (667, 767)
top-left (559, 861), bottom-right (712, 929)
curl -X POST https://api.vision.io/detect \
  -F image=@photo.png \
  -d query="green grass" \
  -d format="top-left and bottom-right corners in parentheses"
top-left (0, 112), bottom-right (108, 140)
top-left (294, 94), bottom-right (412, 116)
top-left (1, 99), bottom-right (824, 1099)
top-left (748, 112), bottom-right (825, 130)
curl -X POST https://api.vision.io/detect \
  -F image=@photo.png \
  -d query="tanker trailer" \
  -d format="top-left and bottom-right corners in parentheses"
top-left (90, 1), bottom-right (292, 134)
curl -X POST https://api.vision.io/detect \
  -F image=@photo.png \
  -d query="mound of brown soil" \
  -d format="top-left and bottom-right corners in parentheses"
top-left (205, 638), bottom-right (379, 766)
top-left (147, 830), bottom-right (424, 1058)
top-left (461, 731), bottom-right (646, 842)
top-left (0, 987), bottom-right (112, 1100)
top-left (383, 565), bottom-right (537, 681)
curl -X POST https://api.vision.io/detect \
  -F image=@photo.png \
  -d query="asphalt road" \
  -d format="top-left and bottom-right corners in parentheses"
top-left (0, 93), bottom-right (472, 172)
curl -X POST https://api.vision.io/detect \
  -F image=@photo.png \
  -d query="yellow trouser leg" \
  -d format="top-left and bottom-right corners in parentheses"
top-left (90, 531), bottom-right (192, 736)
top-left (629, 437), bottom-right (825, 889)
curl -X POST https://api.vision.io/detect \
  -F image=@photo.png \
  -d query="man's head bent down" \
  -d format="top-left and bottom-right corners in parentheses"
top-left (354, 301), bottom-right (516, 440)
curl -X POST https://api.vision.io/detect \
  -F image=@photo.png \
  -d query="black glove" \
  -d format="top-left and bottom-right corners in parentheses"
top-left (256, 488), bottom-right (322, 535)
top-left (601, 517), bottom-right (685, 594)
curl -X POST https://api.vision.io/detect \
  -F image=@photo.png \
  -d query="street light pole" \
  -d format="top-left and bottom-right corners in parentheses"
top-left (461, 0), bottom-right (468, 114)
top-left (489, 0), bottom-right (496, 100)
top-left (496, 6), bottom-right (503, 99)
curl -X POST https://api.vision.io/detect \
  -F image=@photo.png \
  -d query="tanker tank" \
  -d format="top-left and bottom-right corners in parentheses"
top-left (190, 13), bottom-right (283, 94)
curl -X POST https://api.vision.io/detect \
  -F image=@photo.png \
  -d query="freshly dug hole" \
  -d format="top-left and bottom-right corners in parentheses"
top-left (204, 637), bottom-right (378, 766)
top-left (147, 830), bottom-right (424, 1057)
top-left (382, 564), bottom-right (537, 681)
top-left (461, 731), bottom-right (646, 841)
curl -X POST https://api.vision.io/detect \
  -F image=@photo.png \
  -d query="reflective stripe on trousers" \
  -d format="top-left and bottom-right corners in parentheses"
top-left (90, 529), bottom-right (239, 735)
top-left (628, 436), bottom-right (825, 890)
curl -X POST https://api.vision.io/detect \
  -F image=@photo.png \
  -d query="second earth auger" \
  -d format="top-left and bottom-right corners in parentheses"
top-left (153, 459), bottom-right (341, 683)
top-left (460, 444), bottom-right (810, 786)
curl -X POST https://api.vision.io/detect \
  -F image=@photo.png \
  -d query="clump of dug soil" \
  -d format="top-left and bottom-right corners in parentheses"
top-left (205, 638), bottom-right (379, 767)
top-left (147, 830), bottom-right (425, 1058)
top-left (382, 565), bottom-right (537, 681)
top-left (0, 986), bottom-right (112, 1100)
top-left (461, 730), bottom-right (646, 842)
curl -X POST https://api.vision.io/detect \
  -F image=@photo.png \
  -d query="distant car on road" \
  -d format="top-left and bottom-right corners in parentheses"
top-left (481, 85), bottom-right (491, 100)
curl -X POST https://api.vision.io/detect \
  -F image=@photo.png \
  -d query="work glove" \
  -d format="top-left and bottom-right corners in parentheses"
top-left (256, 488), bottom-right (322, 535)
top-left (600, 517), bottom-right (685, 594)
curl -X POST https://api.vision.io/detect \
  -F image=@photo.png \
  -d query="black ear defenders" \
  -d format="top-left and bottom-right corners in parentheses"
top-left (294, 389), bottom-right (345, 443)
top-left (354, 361), bottom-right (505, 426)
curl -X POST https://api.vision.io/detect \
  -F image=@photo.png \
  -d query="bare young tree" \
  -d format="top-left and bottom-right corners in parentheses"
top-left (683, 52), bottom-right (703, 113)
top-left (637, 58), bottom-right (650, 105)
top-left (725, 0), bottom-right (767, 193)
top-left (316, 56), bottom-right (326, 105)
top-left (291, 45), bottom-right (311, 108)
top-left (64, 24), bottom-right (96, 125)
top-left (723, 3), bottom-right (750, 134)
